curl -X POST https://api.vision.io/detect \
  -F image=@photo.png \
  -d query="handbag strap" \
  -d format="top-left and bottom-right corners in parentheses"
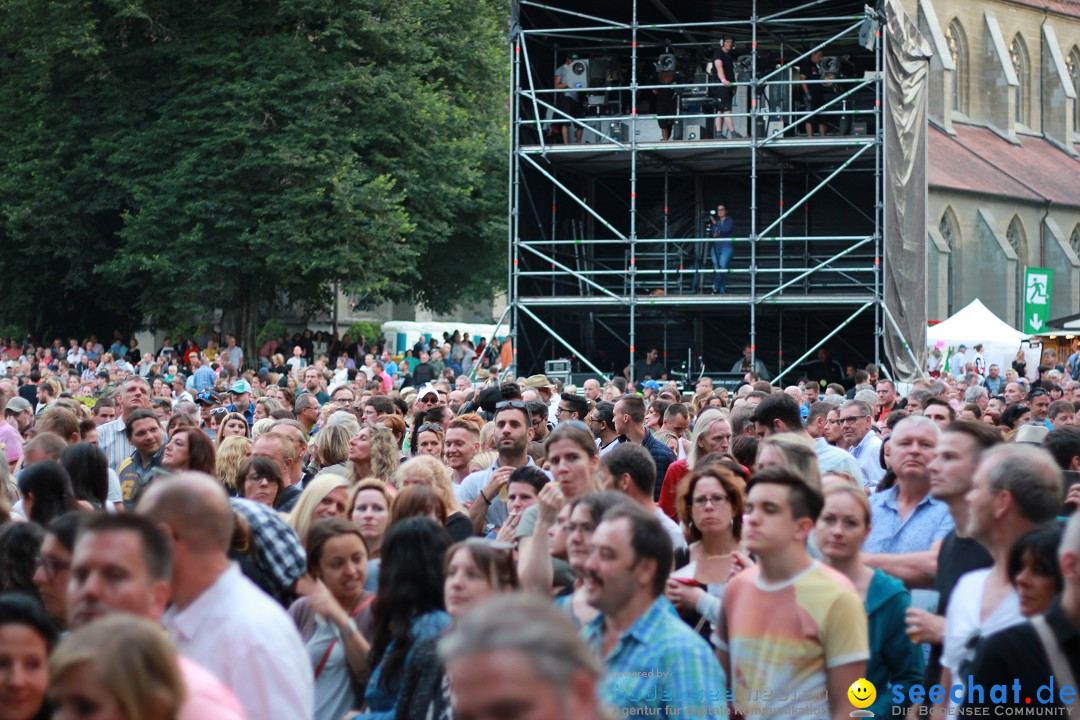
top-left (314, 595), bottom-right (374, 680)
top-left (1031, 614), bottom-right (1079, 715)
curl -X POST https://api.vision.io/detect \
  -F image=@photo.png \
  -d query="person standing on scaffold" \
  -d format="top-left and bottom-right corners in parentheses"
top-left (710, 204), bottom-right (734, 294)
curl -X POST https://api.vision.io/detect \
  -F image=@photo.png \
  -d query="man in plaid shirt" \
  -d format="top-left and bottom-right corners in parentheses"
top-left (581, 503), bottom-right (727, 716)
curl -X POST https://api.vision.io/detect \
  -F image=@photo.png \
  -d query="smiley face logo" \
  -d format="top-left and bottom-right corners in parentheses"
top-left (847, 678), bottom-right (876, 709)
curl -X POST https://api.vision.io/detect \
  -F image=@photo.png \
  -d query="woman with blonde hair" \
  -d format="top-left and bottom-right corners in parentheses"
top-left (392, 455), bottom-right (473, 541)
top-left (251, 418), bottom-right (277, 440)
top-left (317, 402), bottom-right (343, 432)
top-left (48, 614), bottom-right (186, 720)
top-left (690, 390), bottom-right (713, 418)
top-left (313, 424), bottom-right (352, 475)
top-left (478, 420), bottom-right (497, 451)
top-left (215, 436), bottom-right (253, 495)
top-left (347, 423), bottom-right (398, 486)
top-left (756, 432), bottom-right (822, 489)
top-left (658, 407), bottom-right (733, 517)
top-left (288, 472), bottom-right (352, 547)
top-left (325, 410), bottom-right (361, 438)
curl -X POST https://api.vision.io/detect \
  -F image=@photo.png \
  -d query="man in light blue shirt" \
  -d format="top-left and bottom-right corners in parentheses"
top-left (840, 400), bottom-right (885, 490)
top-left (864, 416), bottom-right (954, 587)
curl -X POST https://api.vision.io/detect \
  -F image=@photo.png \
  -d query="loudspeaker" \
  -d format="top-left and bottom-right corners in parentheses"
top-left (633, 118), bottom-right (663, 142)
top-left (688, 72), bottom-right (709, 97)
top-left (852, 121), bottom-right (868, 136)
top-left (859, 12), bottom-right (880, 52)
top-left (684, 123), bottom-right (706, 140)
top-left (580, 119), bottom-right (603, 144)
top-left (733, 85), bottom-right (751, 136)
top-left (566, 59), bottom-right (589, 90)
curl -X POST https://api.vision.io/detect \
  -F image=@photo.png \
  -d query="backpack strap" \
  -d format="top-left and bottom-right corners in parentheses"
top-left (1031, 615), bottom-right (1079, 715)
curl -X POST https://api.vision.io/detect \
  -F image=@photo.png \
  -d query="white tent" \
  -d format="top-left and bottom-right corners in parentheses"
top-left (926, 299), bottom-right (1029, 376)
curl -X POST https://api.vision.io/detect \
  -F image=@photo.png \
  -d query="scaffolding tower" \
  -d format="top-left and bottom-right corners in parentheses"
top-left (506, 0), bottom-right (921, 385)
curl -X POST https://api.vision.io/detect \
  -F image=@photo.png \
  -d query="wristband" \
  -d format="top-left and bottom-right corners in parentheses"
top-left (480, 489), bottom-right (492, 505)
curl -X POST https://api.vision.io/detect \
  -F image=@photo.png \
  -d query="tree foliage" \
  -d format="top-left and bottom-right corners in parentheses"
top-left (0, 0), bottom-right (508, 350)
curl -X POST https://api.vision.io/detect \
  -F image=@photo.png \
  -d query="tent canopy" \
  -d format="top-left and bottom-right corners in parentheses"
top-left (927, 299), bottom-right (1028, 376)
top-left (927, 299), bottom-right (1028, 345)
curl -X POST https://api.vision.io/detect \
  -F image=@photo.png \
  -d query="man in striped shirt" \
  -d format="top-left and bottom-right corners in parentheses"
top-left (98, 376), bottom-right (152, 472)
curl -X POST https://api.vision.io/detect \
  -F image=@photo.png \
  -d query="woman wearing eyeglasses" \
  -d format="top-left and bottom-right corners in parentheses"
top-left (237, 456), bottom-right (285, 507)
top-left (396, 538), bottom-right (519, 720)
top-left (31, 513), bottom-right (84, 633)
top-left (665, 463), bottom-right (747, 638)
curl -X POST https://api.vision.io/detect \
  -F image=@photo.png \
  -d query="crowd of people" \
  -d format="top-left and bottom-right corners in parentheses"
top-left (1, 328), bottom-right (1080, 720)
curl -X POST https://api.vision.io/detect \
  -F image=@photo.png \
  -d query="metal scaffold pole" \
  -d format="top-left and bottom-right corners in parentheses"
top-left (510, 34), bottom-right (521, 377)
top-left (749, 0), bottom-right (759, 372)
top-left (628, 0), bottom-right (639, 384)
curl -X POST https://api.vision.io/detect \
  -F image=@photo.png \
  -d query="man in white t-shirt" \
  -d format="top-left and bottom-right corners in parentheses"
top-left (936, 445), bottom-right (1063, 711)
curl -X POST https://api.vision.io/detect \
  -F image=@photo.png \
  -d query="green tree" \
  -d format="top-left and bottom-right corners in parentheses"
top-left (0, 0), bottom-right (507, 352)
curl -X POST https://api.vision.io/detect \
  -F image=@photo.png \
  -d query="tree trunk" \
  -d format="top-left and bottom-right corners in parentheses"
top-left (225, 285), bottom-right (259, 371)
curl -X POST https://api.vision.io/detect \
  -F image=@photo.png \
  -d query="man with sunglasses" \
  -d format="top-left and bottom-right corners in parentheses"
top-left (1029, 388), bottom-right (1053, 428)
top-left (195, 389), bottom-right (222, 438)
top-left (459, 400), bottom-right (546, 535)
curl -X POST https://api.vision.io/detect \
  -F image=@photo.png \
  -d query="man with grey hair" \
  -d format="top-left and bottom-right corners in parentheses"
top-left (172, 400), bottom-right (201, 428)
top-left (864, 416), bottom-right (953, 586)
top-left (963, 384), bottom-right (988, 411)
top-left (98, 375), bottom-right (152, 471)
top-left (294, 392), bottom-right (320, 435)
top-left (838, 399), bottom-right (885, 489)
top-left (440, 594), bottom-right (612, 720)
top-left (934, 445), bottom-right (1064, 711)
top-left (967, 509), bottom-right (1080, 711)
top-left (138, 472), bottom-right (313, 720)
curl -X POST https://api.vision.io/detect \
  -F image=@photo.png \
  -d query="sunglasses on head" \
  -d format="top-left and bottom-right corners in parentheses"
top-left (495, 401), bottom-right (527, 410)
top-left (209, 407), bottom-right (228, 416)
top-left (417, 423), bottom-right (443, 434)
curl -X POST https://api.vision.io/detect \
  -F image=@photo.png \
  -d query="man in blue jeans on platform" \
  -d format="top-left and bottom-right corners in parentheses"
top-left (710, 204), bottom-right (734, 293)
